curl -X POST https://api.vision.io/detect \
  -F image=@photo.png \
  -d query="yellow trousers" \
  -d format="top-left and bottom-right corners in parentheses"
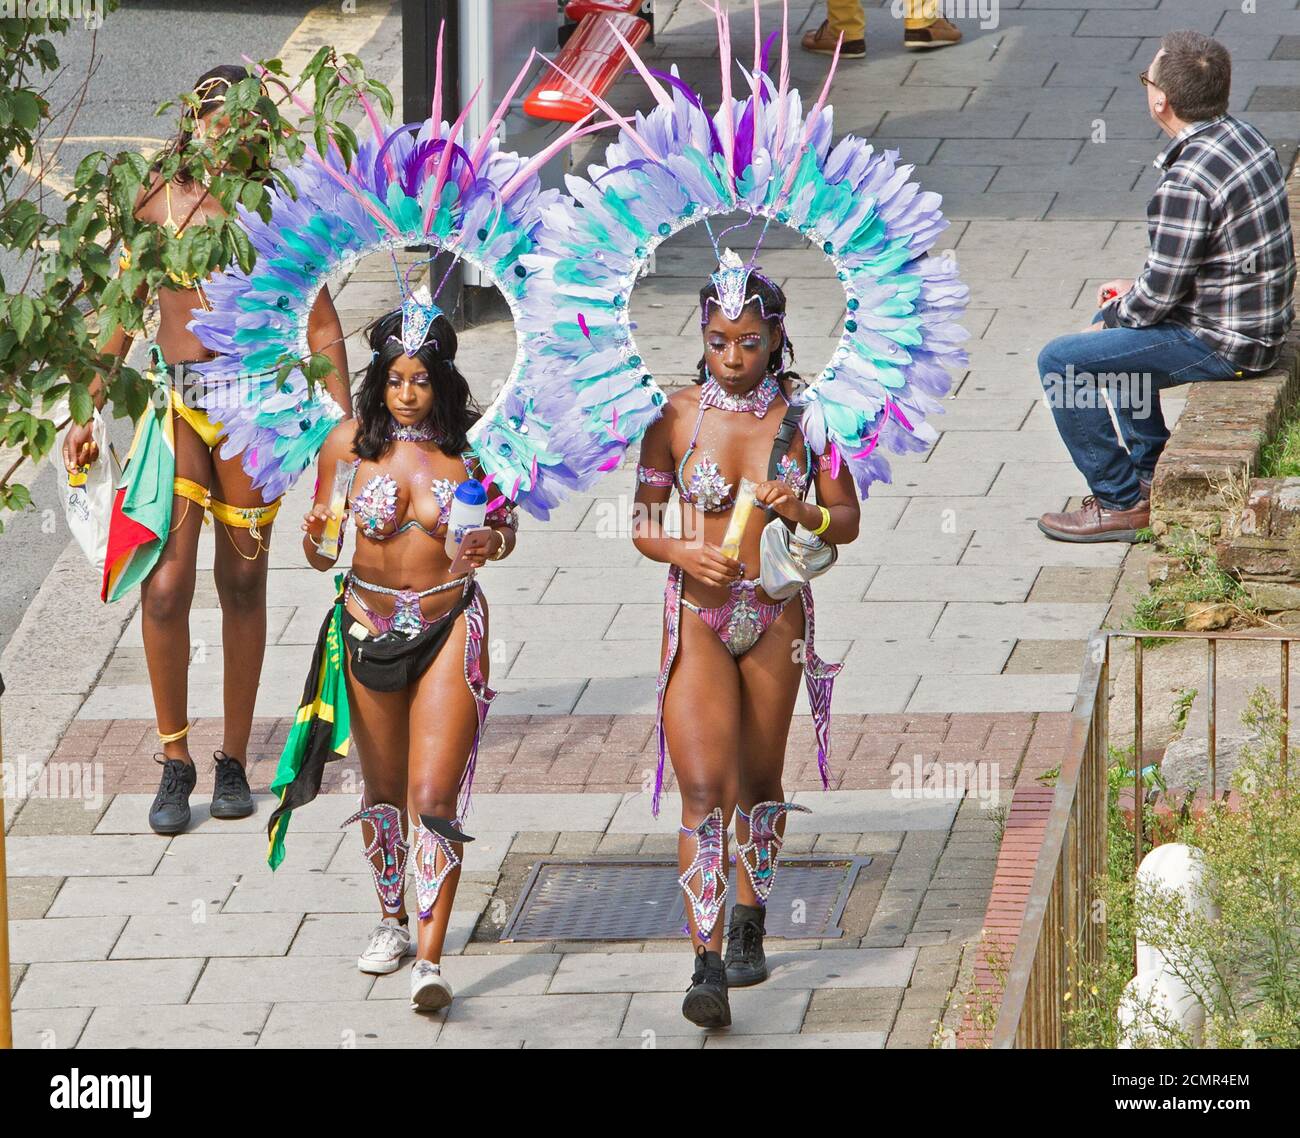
top-left (826, 0), bottom-right (938, 39)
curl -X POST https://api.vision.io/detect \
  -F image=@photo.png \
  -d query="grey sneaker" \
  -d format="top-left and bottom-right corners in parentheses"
top-left (210, 751), bottom-right (254, 820)
top-left (358, 918), bottom-right (414, 975)
top-left (410, 960), bottom-right (453, 1012)
top-left (148, 756), bottom-right (197, 835)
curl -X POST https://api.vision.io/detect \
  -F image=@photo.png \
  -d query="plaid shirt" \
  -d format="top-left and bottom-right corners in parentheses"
top-left (1104, 115), bottom-right (1295, 373)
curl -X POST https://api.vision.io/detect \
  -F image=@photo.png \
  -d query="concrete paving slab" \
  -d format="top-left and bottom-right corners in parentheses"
top-left (110, 913), bottom-right (302, 959)
top-left (192, 955), bottom-right (375, 1004)
top-left (622, 989), bottom-right (810, 1037)
top-left (7, 835), bottom-right (164, 877)
top-left (705, 1030), bottom-right (886, 1048)
top-left (11, 1008), bottom-right (92, 1050)
top-left (787, 791), bottom-right (961, 834)
top-left (13, 958), bottom-right (205, 1009)
top-left (47, 875), bottom-right (236, 918)
top-left (219, 873), bottom-right (380, 915)
top-left (256, 999), bottom-right (444, 1047)
top-left (908, 673), bottom-right (1080, 713)
top-left (932, 601), bottom-right (1111, 640)
top-left (79, 1004), bottom-right (273, 1048)
top-left (8, 916), bottom-right (126, 964)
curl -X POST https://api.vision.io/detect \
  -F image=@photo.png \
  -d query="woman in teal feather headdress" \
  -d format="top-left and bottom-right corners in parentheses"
top-left (283, 305), bottom-right (519, 1013)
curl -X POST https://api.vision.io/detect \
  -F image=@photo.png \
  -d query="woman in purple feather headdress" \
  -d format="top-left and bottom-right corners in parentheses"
top-left (299, 304), bottom-right (519, 1013)
top-left (62, 66), bottom-right (352, 838)
top-left (632, 256), bottom-right (861, 1028)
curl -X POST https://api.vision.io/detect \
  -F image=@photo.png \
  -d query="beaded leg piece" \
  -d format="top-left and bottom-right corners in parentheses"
top-left (679, 808), bottom-right (728, 942)
top-left (737, 801), bottom-right (811, 906)
top-left (341, 802), bottom-right (408, 916)
top-left (411, 814), bottom-right (474, 920)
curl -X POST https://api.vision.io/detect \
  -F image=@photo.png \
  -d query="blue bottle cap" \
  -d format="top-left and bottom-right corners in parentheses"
top-left (454, 478), bottom-right (487, 505)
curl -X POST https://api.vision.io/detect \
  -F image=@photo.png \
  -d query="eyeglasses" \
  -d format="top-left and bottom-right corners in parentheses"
top-left (1138, 70), bottom-right (1159, 89)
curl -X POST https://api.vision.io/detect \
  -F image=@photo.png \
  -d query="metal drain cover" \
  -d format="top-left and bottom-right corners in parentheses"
top-left (500, 857), bottom-right (869, 942)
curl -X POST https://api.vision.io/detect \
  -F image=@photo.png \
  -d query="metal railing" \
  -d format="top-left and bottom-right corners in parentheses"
top-left (991, 631), bottom-right (1108, 1048)
top-left (992, 628), bottom-right (1299, 1048)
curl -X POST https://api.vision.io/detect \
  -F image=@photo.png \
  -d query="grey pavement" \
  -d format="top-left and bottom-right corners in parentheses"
top-left (9, 789), bottom-right (993, 1049)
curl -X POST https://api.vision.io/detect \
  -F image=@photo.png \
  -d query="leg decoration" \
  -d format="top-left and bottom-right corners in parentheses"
top-left (341, 801), bottom-right (408, 916)
top-left (170, 476), bottom-right (211, 533)
top-left (209, 496), bottom-right (280, 559)
top-left (737, 801), bottom-right (811, 906)
top-left (457, 582), bottom-right (497, 819)
top-left (652, 565), bottom-right (685, 817)
top-left (799, 585), bottom-right (843, 789)
top-left (679, 807), bottom-right (728, 942)
top-left (411, 813), bottom-right (475, 920)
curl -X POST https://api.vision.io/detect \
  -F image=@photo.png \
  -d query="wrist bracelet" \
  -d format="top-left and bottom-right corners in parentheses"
top-left (488, 529), bottom-right (509, 561)
top-left (812, 505), bottom-right (831, 536)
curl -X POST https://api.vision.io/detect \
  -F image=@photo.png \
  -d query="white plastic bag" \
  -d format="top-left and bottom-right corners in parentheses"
top-left (51, 401), bottom-right (118, 578)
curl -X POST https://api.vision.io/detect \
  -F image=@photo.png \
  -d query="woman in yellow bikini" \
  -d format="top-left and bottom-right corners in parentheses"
top-left (63, 66), bottom-right (353, 834)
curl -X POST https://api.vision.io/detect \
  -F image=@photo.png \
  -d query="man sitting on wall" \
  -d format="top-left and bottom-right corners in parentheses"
top-left (1037, 30), bottom-right (1295, 544)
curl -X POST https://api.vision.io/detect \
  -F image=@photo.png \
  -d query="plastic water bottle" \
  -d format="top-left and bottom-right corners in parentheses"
top-left (445, 478), bottom-right (487, 559)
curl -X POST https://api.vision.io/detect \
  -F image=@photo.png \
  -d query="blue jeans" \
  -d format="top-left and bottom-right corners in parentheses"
top-left (1037, 314), bottom-right (1240, 509)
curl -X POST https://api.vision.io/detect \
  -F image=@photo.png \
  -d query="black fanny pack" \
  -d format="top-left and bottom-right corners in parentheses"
top-left (343, 588), bottom-right (474, 693)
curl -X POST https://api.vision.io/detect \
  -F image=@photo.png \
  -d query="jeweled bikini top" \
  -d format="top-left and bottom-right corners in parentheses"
top-left (350, 452), bottom-right (479, 541)
top-left (635, 375), bottom-right (812, 513)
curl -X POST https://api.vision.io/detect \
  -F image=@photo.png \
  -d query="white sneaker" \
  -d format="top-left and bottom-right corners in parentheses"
top-left (410, 960), bottom-right (454, 1012)
top-left (357, 918), bottom-right (413, 975)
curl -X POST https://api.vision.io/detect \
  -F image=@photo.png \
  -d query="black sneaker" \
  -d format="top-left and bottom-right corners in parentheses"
top-left (682, 945), bottom-right (731, 1028)
top-left (724, 903), bottom-right (768, 987)
top-left (148, 756), bottom-right (197, 835)
top-left (211, 751), bottom-right (254, 820)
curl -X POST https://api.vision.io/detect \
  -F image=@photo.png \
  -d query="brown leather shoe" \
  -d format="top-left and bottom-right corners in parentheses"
top-left (904, 17), bottom-right (962, 50)
top-left (801, 19), bottom-right (866, 59)
top-left (1038, 496), bottom-right (1150, 543)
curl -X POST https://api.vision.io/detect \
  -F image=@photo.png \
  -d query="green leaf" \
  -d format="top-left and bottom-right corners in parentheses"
top-left (229, 222), bottom-right (254, 274)
top-left (305, 352), bottom-right (334, 381)
top-left (9, 294), bottom-right (37, 342)
top-left (33, 418), bottom-right (56, 458)
top-left (68, 383), bottom-right (94, 425)
top-left (10, 89), bottom-right (40, 131)
top-left (122, 150), bottom-right (149, 183)
top-left (32, 38), bottom-right (59, 71)
top-left (4, 485), bottom-right (33, 513)
top-left (239, 178), bottom-right (263, 213)
top-left (301, 45), bottom-right (331, 84)
top-left (74, 150), bottom-right (107, 188)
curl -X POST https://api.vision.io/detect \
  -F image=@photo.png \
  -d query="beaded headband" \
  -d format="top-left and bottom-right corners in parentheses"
top-left (699, 217), bottom-right (782, 325)
top-left (386, 252), bottom-right (462, 356)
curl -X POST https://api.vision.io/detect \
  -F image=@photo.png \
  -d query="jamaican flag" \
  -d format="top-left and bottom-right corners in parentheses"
top-left (267, 579), bottom-right (352, 869)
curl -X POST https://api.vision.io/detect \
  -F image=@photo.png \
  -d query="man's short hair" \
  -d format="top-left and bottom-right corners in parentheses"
top-left (1155, 31), bottom-right (1231, 122)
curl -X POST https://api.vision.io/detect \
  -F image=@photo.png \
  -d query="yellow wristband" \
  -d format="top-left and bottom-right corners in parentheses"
top-left (812, 505), bottom-right (831, 536)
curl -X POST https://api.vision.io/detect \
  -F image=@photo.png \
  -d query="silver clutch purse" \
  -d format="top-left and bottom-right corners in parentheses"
top-left (759, 516), bottom-right (837, 600)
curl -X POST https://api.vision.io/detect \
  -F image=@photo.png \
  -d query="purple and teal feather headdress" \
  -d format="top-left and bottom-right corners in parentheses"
top-left (189, 26), bottom-right (611, 511)
top-left (512, 0), bottom-right (969, 504)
